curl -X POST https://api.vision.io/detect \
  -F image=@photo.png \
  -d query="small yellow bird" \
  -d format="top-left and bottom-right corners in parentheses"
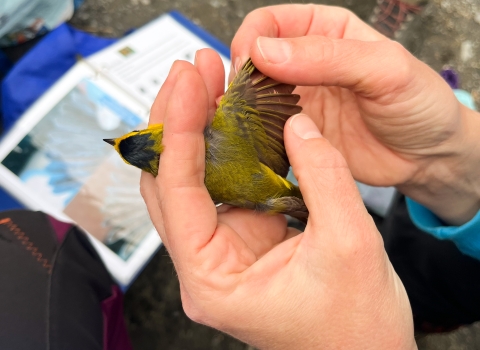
top-left (105, 59), bottom-right (308, 221)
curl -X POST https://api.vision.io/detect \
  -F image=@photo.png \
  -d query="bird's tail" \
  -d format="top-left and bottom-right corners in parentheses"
top-left (267, 195), bottom-right (309, 224)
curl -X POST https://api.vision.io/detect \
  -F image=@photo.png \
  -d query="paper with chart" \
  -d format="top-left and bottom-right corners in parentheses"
top-left (0, 12), bottom-right (231, 287)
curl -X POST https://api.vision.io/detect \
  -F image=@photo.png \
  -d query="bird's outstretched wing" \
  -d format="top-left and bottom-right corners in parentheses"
top-left (220, 59), bottom-right (302, 177)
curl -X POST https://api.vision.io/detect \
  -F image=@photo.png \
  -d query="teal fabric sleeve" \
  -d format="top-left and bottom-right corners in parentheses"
top-left (406, 198), bottom-right (480, 260)
top-left (405, 88), bottom-right (479, 260)
top-left (453, 89), bottom-right (476, 110)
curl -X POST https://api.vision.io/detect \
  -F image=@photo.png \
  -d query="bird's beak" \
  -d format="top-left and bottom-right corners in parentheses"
top-left (103, 138), bottom-right (115, 146)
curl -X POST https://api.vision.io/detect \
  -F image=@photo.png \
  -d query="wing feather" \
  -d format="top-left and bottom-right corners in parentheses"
top-left (220, 59), bottom-right (302, 176)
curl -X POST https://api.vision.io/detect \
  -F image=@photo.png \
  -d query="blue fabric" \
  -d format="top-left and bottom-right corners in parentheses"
top-left (0, 50), bottom-right (13, 79)
top-left (0, 23), bottom-right (116, 210)
top-left (406, 198), bottom-right (480, 260)
top-left (407, 89), bottom-right (480, 260)
top-left (454, 89), bottom-right (476, 110)
top-left (0, 186), bottom-right (23, 209)
top-left (2, 23), bottom-right (116, 132)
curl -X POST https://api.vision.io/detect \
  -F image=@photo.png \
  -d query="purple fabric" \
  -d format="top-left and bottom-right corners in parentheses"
top-left (47, 215), bottom-right (72, 243)
top-left (101, 285), bottom-right (133, 350)
top-left (440, 67), bottom-right (460, 89)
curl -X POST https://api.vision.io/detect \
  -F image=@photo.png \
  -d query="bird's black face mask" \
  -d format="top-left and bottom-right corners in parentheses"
top-left (118, 133), bottom-right (156, 170)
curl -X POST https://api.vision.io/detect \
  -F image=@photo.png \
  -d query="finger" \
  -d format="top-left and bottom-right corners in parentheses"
top-left (149, 60), bottom-right (197, 125)
top-left (145, 61), bottom-right (197, 249)
top-left (157, 67), bottom-right (217, 257)
top-left (250, 35), bottom-right (414, 98)
top-left (140, 171), bottom-right (170, 249)
top-left (194, 49), bottom-right (225, 120)
top-left (229, 4), bottom-right (384, 81)
top-left (284, 113), bottom-right (375, 247)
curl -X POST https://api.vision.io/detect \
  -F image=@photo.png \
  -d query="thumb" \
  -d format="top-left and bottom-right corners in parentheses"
top-left (285, 114), bottom-right (373, 240)
top-left (251, 35), bottom-right (413, 97)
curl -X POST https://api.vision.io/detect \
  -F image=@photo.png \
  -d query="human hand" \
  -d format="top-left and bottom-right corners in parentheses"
top-left (230, 4), bottom-right (480, 225)
top-left (141, 49), bottom-right (416, 350)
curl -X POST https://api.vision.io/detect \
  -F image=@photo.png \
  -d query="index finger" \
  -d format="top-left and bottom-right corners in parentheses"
top-left (229, 4), bottom-right (385, 81)
top-left (149, 60), bottom-right (195, 125)
top-left (157, 67), bottom-right (217, 260)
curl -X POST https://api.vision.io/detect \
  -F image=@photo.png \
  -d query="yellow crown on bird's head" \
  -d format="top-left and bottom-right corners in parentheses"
top-left (104, 124), bottom-right (164, 176)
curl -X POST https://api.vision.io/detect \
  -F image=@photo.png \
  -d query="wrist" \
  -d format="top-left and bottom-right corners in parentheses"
top-left (398, 104), bottom-right (480, 225)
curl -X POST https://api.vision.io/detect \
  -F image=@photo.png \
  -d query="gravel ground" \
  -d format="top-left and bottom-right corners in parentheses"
top-left (398, 0), bottom-right (480, 106)
top-left (69, 1), bottom-right (480, 349)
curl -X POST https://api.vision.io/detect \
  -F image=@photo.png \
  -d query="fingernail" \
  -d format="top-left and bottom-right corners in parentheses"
top-left (290, 114), bottom-right (322, 139)
top-left (257, 37), bottom-right (291, 64)
top-left (234, 57), bottom-right (242, 73)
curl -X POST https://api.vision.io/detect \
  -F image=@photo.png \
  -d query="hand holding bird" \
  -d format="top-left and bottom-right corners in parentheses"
top-left (134, 48), bottom-right (413, 350)
top-left (230, 4), bottom-right (479, 226)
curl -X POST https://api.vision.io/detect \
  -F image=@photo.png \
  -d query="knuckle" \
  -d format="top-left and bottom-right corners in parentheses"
top-left (321, 4), bottom-right (355, 18)
top-left (300, 36), bottom-right (335, 66)
top-left (182, 301), bottom-right (207, 325)
top-left (295, 139), bottom-right (351, 198)
top-left (342, 227), bottom-right (371, 257)
top-left (307, 140), bottom-right (348, 171)
top-left (339, 7), bottom-right (355, 18)
top-left (242, 8), bottom-right (278, 37)
top-left (243, 8), bottom-right (260, 22)
top-left (170, 59), bottom-right (191, 73)
top-left (336, 216), bottom-right (383, 261)
top-left (244, 7), bottom-right (270, 23)
top-left (179, 286), bottom-right (208, 324)
top-left (180, 288), bottom-right (221, 328)
top-left (382, 41), bottom-right (414, 88)
top-left (386, 40), bottom-right (408, 58)
top-left (335, 224), bottom-right (376, 264)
